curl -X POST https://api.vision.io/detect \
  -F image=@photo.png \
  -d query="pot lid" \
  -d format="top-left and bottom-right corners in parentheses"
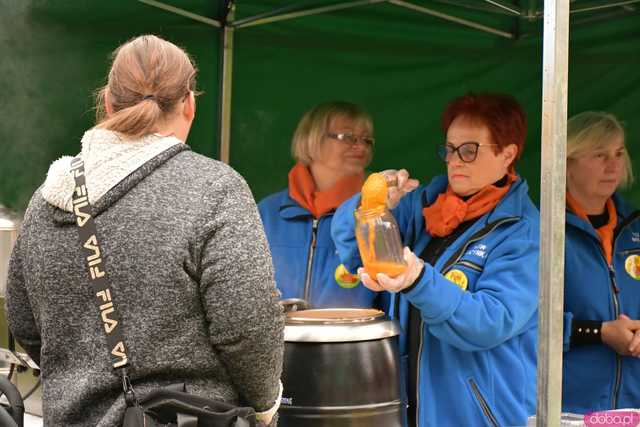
top-left (286, 308), bottom-right (384, 324)
top-left (284, 309), bottom-right (400, 343)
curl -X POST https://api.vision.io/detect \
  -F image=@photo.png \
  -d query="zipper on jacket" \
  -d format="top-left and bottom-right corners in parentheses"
top-left (303, 219), bottom-right (319, 303)
top-left (591, 240), bottom-right (622, 408)
top-left (608, 265), bottom-right (622, 409)
top-left (608, 265), bottom-right (621, 295)
top-left (415, 320), bottom-right (424, 425)
top-left (609, 210), bottom-right (640, 408)
top-left (584, 216), bottom-right (631, 409)
top-left (413, 216), bottom-right (518, 426)
top-left (454, 260), bottom-right (484, 273)
top-left (468, 379), bottom-right (500, 427)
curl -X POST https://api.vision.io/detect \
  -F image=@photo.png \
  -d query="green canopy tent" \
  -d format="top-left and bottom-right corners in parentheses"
top-left (1, 0), bottom-right (639, 423)
top-left (3, 1), bottom-right (638, 206)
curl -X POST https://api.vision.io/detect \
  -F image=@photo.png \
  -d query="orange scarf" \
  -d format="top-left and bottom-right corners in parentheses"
top-left (566, 192), bottom-right (617, 265)
top-left (288, 163), bottom-right (364, 219)
top-left (423, 174), bottom-right (518, 237)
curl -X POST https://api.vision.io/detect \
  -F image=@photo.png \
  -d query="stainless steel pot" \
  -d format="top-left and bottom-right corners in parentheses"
top-left (0, 207), bottom-right (20, 299)
top-left (279, 308), bottom-right (404, 427)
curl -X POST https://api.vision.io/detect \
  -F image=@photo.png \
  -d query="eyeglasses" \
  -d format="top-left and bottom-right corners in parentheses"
top-left (326, 132), bottom-right (375, 148)
top-left (437, 142), bottom-right (497, 163)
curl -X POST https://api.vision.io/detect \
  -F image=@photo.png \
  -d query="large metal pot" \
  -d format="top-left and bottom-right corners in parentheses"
top-left (279, 308), bottom-right (403, 427)
top-left (0, 207), bottom-right (20, 299)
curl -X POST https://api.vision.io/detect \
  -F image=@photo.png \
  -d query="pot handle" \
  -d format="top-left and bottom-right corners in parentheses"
top-left (278, 298), bottom-right (310, 312)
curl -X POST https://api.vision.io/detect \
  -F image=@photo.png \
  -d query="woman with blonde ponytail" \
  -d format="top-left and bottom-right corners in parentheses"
top-left (95, 34), bottom-right (199, 140)
top-left (6, 35), bottom-right (284, 426)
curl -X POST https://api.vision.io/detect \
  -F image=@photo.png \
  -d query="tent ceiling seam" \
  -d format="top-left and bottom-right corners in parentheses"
top-left (571, 0), bottom-right (640, 14)
top-left (433, 0), bottom-right (518, 16)
top-left (483, 0), bottom-right (522, 16)
top-left (137, 0), bottom-right (221, 27)
top-left (389, 0), bottom-right (515, 39)
top-left (233, 0), bottom-right (388, 29)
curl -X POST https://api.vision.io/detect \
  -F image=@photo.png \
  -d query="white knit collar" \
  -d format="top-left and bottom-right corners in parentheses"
top-left (41, 128), bottom-right (183, 212)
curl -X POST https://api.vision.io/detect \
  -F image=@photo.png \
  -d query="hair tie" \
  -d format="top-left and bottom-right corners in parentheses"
top-left (142, 95), bottom-right (155, 101)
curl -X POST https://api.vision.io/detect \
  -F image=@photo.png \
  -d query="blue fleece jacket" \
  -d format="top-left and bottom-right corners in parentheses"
top-left (258, 189), bottom-right (380, 308)
top-left (562, 193), bottom-right (640, 413)
top-left (332, 175), bottom-right (539, 427)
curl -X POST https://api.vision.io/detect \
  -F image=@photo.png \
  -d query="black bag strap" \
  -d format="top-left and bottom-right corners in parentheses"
top-left (70, 157), bottom-right (134, 402)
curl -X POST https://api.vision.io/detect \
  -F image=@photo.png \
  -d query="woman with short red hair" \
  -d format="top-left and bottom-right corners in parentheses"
top-left (332, 93), bottom-right (539, 426)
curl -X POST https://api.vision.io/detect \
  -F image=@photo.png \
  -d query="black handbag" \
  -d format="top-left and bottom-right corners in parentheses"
top-left (70, 157), bottom-right (259, 427)
top-left (122, 384), bottom-right (256, 427)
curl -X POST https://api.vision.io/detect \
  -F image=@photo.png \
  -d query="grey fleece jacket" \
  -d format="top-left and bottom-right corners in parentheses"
top-left (6, 139), bottom-right (284, 426)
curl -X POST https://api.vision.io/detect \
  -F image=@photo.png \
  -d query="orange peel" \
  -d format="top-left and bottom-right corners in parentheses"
top-left (361, 173), bottom-right (388, 210)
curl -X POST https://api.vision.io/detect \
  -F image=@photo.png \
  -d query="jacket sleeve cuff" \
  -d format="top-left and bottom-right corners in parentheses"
top-left (403, 264), bottom-right (464, 324)
top-left (563, 311), bottom-right (573, 352)
top-left (571, 320), bottom-right (603, 347)
top-left (255, 380), bottom-right (283, 425)
top-left (400, 263), bottom-right (425, 294)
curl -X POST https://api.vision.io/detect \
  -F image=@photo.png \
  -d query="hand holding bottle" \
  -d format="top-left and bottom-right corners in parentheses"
top-left (358, 247), bottom-right (424, 293)
top-left (381, 169), bottom-right (420, 209)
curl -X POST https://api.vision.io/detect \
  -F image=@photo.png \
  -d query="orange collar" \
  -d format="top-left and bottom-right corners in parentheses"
top-left (566, 192), bottom-right (617, 265)
top-left (288, 163), bottom-right (364, 218)
top-left (423, 174), bottom-right (518, 237)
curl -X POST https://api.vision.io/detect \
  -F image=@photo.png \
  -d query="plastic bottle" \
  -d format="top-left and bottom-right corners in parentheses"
top-left (355, 205), bottom-right (407, 278)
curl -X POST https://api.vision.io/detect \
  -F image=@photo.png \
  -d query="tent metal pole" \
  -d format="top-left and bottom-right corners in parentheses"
top-left (137, 0), bottom-right (221, 27)
top-left (219, 2), bottom-right (235, 164)
top-left (571, 0), bottom-right (640, 14)
top-left (537, 0), bottom-right (569, 425)
top-left (526, 0), bottom-right (540, 19)
top-left (483, 0), bottom-right (522, 16)
top-left (572, 9), bottom-right (636, 26)
top-left (433, 0), bottom-right (517, 15)
top-left (232, 1), bottom-right (322, 28)
top-left (433, 0), bottom-right (512, 15)
top-left (389, 0), bottom-right (515, 39)
top-left (234, 0), bottom-right (387, 29)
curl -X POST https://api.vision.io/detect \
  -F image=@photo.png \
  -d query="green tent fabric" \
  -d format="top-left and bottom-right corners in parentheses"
top-left (1, 1), bottom-right (639, 211)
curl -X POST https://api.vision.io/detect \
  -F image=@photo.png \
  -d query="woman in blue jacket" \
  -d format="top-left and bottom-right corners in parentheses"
top-left (258, 101), bottom-right (381, 308)
top-left (332, 93), bottom-right (539, 427)
top-left (562, 111), bottom-right (640, 413)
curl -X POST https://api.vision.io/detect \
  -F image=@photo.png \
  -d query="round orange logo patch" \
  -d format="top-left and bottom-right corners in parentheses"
top-left (624, 255), bottom-right (640, 280)
top-left (444, 269), bottom-right (468, 291)
top-left (335, 264), bottom-right (361, 289)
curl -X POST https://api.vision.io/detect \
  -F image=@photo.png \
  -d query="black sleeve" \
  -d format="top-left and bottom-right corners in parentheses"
top-left (570, 320), bottom-right (603, 347)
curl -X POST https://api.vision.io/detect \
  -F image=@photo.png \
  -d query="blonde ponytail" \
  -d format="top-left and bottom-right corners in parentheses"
top-left (94, 35), bottom-right (197, 139)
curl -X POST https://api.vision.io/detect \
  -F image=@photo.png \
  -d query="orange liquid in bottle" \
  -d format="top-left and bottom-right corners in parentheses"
top-left (357, 173), bottom-right (407, 279)
top-left (363, 260), bottom-right (407, 279)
